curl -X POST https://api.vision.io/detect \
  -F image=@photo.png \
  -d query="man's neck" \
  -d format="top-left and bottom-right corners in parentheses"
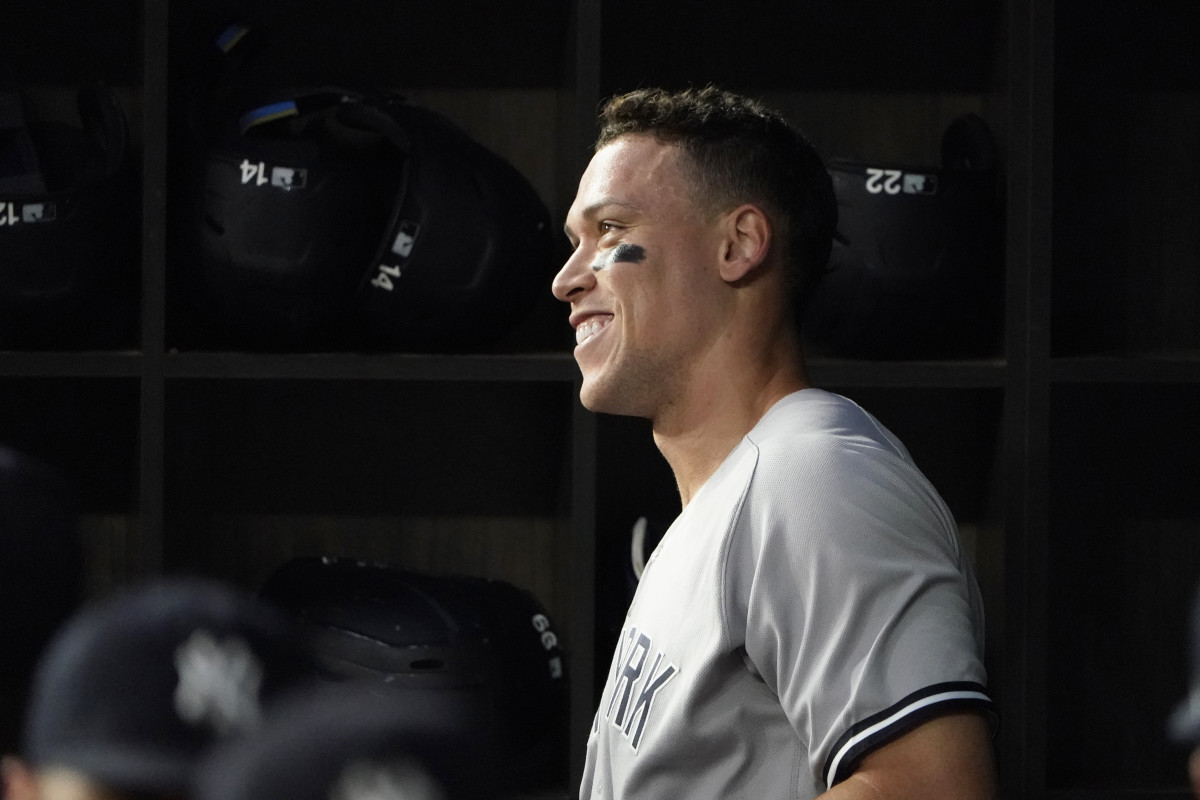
top-left (652, 352), bottom-right (808, 506)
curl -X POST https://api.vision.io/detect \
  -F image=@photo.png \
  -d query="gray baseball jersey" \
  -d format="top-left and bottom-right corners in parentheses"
top-left (581, 389), bottom-right (993, 799)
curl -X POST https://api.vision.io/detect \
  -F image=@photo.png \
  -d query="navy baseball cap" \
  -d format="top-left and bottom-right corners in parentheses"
top-left (1169, 586), bottom-right (1200, 744)
top-left (20, 577), bottom-right (319, 795)
top-left (194, 681), bottom-right (496, 800)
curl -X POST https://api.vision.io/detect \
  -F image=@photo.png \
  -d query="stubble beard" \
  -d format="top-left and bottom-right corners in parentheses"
top-left (578, 348), bottom-right (676, 421)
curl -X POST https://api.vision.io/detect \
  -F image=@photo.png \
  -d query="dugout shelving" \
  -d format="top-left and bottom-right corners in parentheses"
top-left (2, 0), bottom-right (1198, 797)
top-left (1034, 3), bottom-right (1200, 797)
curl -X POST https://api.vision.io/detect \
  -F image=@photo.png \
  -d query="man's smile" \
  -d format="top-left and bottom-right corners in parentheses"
top-left (575, 314), bottom-right (614, 346)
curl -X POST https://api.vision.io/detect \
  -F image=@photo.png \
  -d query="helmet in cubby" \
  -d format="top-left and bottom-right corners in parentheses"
top-left (803, 113), bottom-right (1003, 359)
top-left (343, 95), bottom-right (553, 350)
top-left (174, 24), bottom-right (554, 350)
top-left (260, 556), bottom-right (569, 792)
top-left (175, 88), bottom-right (399, 349)
top-left (0, 76), bottom-right (136, 348)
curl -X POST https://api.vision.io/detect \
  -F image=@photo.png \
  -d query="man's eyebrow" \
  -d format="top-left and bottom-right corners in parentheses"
top-left (563, 200), bottom-right (642, 239)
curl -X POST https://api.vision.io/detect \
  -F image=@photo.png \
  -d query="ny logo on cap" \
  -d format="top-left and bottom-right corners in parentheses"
top-left (173, 630), bottom-right (264, 734)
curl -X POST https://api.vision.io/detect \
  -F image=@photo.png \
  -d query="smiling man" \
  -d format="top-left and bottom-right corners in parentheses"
top-left (553, 86), bottom-right (998, 800)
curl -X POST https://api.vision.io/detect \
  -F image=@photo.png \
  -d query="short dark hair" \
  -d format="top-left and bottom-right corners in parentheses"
top-left (596, 85), bottom-right (837, 318)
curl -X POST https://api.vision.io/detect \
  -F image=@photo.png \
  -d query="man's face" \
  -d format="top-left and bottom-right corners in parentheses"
top-left (553, 134), bottom-right (730, 418)
top-left (2, 760), bottom-right (163, 800)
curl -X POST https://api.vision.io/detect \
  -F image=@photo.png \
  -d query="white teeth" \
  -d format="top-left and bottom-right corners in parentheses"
top-left (576, 315), bottom-right (612, 345)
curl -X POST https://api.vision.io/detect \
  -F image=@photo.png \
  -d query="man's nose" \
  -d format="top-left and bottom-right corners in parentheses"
top-left (551, 245), bottom-right (596, 302)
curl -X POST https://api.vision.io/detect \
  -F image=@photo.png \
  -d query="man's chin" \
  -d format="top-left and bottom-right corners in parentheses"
top-left (578, 377), bottom-right (653, 420)
top-left (578, 375), bottom-right (616, 413)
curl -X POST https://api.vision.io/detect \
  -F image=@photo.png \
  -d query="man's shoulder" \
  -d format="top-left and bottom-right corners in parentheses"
top-left (740, 389), bottom-right (939, 523)
top-left (748, 389), bottom-right (904, 462)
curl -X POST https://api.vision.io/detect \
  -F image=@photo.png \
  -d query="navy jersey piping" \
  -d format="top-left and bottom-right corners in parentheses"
top-left (823, 681), bottom-right (997, 788)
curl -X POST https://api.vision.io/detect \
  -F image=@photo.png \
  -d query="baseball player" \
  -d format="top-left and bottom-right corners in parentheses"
top-left (194, 682), bottom-right (495, 800)
top-left (1170, 586), bottom-right (1200, 796)
top-left (0, 577), bottom-right (318, 800)
top-left (553, 86), bottom-right (998, 799)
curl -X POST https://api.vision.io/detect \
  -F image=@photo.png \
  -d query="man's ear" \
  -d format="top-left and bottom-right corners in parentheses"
top-left (2, 756), bottom-right (38, 800)
top-left (718, 204), bottom-right (772, 284)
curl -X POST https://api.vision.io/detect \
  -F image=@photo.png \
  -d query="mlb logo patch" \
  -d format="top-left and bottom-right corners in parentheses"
top-left (23, 202), bottom-right (56, 223)
top-left (391, 220), bottom-right (420, 258)
top-left (271, 167), bottom-right (307, 190)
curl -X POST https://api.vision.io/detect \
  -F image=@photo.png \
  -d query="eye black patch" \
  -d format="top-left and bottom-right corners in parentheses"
top-left (613, 243), bottom-right (646, 264)
top-left (592, 243), bottom-right (647, 271)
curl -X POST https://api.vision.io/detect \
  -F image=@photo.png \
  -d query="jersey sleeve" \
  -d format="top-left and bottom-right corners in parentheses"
top-left (726, 426), bottom-right (995, 791)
